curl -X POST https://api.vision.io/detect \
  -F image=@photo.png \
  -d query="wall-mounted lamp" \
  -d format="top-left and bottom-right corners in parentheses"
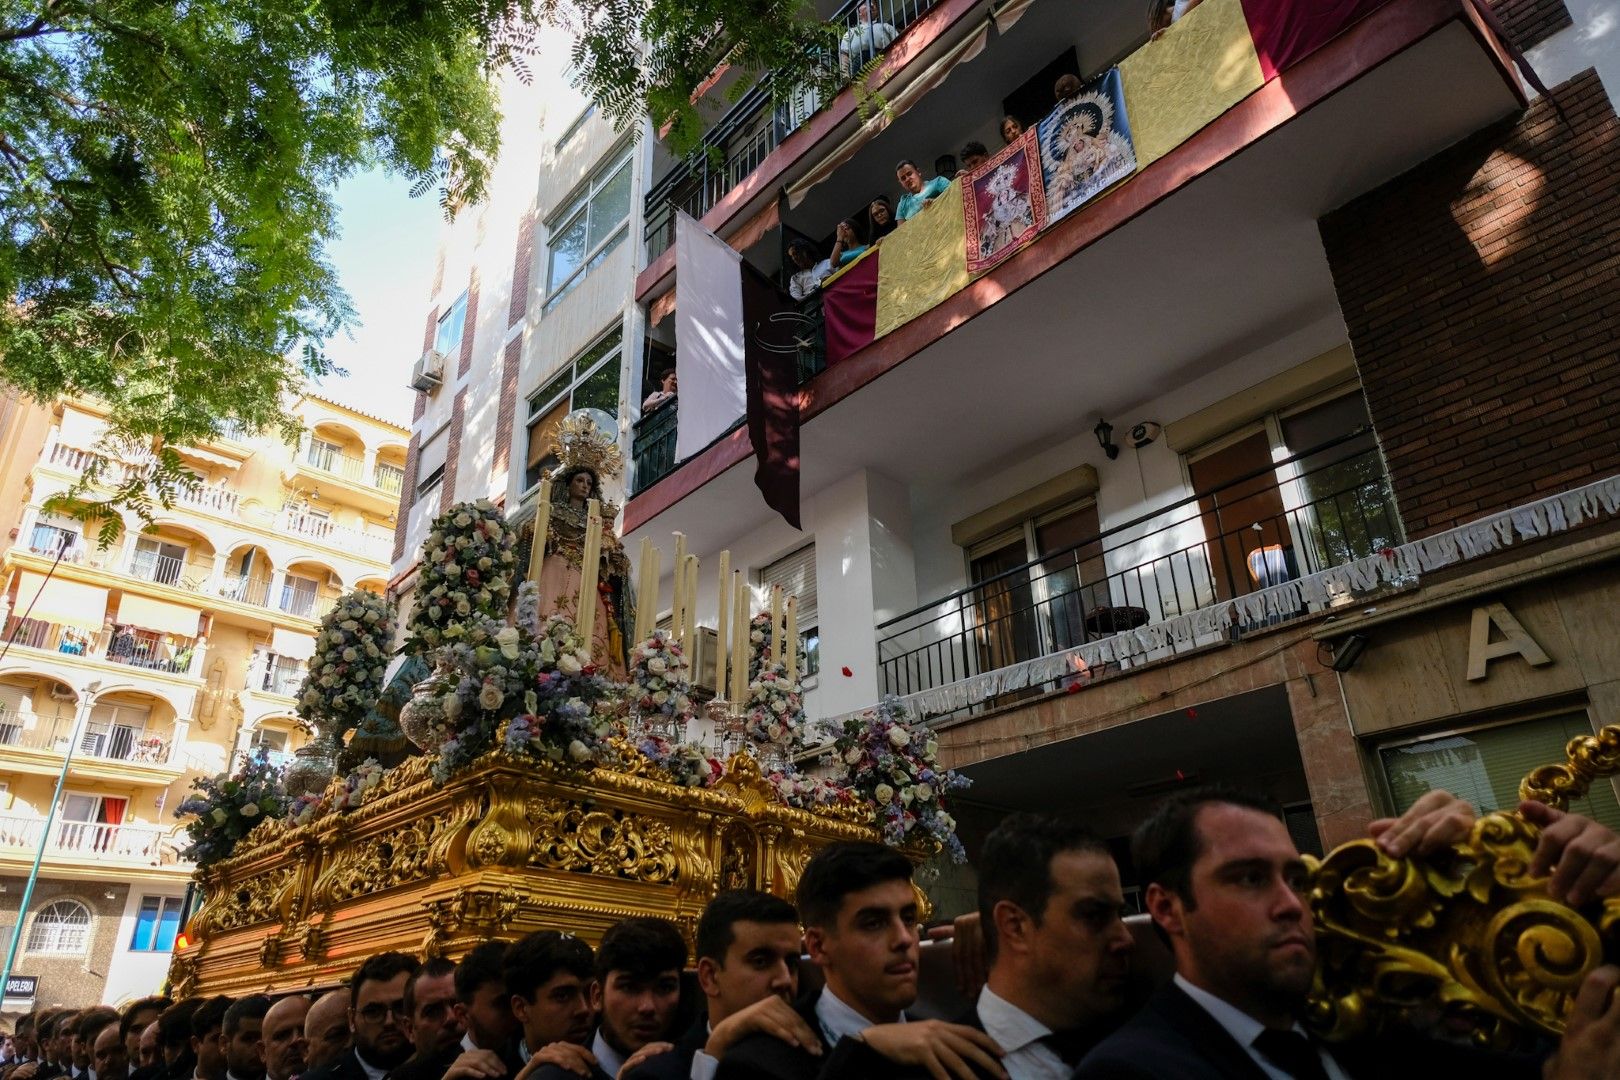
top-left (1329, 633), bottom-right (1369, 672)
top-left (1094, 419), bottom-right (1120, 461)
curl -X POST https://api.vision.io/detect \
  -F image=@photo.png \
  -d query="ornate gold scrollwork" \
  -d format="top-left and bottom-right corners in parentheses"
top-left (526, 797), bottom-right (678, 883)
top-left (212, 866), bottom-right (294, 932)
top-left (1311, 724), bottom-right (1620, 1046)
top-left (423, 886), bottom-right (521, 952)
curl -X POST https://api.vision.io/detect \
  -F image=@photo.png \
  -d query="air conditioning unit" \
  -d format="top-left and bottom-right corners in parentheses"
top-left (409, 350), bottom-right (447, 392)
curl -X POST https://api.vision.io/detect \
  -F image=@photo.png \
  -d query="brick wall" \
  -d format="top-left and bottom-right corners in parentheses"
top-left (1321, 71), bottom-right (1620, 538)
top-left (1488, 0), bottom-right (1571, 51)
top-left (509, 213), bottom-right (535, 329)
top-left (441, 389), bottom-right (468, 506)
top-left (491, 339), bottom-right (521, 486)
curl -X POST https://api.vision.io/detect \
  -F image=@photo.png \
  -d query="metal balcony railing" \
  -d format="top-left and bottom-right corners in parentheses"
top-left (305, 443), bottom-right (367, 483)
top-left (221, 573), bottom-right (273, 607)
top-left (0, 814), bottom-right (167, 863)
top-left (374, 463), bottom-right (406, 496)
top-left (258, 662), bottom-right (306, 697)
top-left (0, 707), bottom-right (173, 765)
top-left (875, 434), bottom-right (1401, 718)
top-left (644, 0), bottom-right (941, 259)
top-left (106, 628), bottom-right (198, 676)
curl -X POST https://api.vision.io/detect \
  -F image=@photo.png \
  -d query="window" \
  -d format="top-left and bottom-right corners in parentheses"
top-left (28, 515), bottom-right (80, 558)
top-left (416, 424), bottom-right (450, 496)
top-left (432, 292), bottom-right (468, 360)
top-left (26, 900), bottom-right (91, 955)
top-left (555, 105), bottom-right (597, 153)
top-left (281, 574), bottom-right (320, 617)
top-left (81, 704), bottom-right (149, 760)
top-left (760, 545), bottom-right (819, 678)
top-left (1380, 712), bottom-right (1620, 833)
top-left (544, 150), bottom-right (632, 308)
top-left (129, 896), bottom-right (183, 952)
top-left (524, 333), bottom-right (622, 491)
top-left (131, 538), bottom-right (187, 586)
top-left (967, 499), bottom-right (1104, 672)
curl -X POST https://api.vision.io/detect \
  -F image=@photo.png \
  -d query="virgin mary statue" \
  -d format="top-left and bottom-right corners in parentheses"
top-left (533, 416), bottom-right (636, 678)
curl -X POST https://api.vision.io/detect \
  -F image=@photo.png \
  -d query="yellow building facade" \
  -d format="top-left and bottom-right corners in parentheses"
top-left (0, 394), bottom-right (406, 1011)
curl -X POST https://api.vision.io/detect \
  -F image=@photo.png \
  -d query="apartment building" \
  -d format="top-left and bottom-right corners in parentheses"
top-left (0, 393), bottom-right (406, 1008)
top-left (389, 31), bottom-right (651, 619)
top-left (621, 0), bottom-right (1620, 906)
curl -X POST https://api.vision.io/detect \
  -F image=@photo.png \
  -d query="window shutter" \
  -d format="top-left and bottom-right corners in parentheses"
top-left (760, 544), bottom-right (817, 629)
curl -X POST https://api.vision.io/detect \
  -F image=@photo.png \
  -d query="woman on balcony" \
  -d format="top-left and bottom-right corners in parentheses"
top-left (866, 196), bottom-right (898, 242)
top-left (534, 464), bottom-right (636, 679)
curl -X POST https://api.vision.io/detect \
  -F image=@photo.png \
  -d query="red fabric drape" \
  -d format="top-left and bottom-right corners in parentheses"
top-left (99, 797), bottom-right (126, 825)
top-left (1239, 0), bottom-right (1390, 80)
top-left (820, 253), bottom-right (881, 366)
top-left (741, 265), bottom-right (803, 530)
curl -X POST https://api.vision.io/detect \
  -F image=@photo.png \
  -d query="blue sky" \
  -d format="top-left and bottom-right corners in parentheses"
top-left (312, 168), bottom-right (445, 427)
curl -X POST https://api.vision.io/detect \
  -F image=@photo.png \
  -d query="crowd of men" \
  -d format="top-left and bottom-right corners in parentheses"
top-left (4, 786), bottom-right (1620, 1080)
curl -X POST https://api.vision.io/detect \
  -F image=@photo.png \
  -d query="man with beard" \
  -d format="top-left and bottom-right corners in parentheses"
top-left (301, 994), bottom-right (351, 1077)
top-left (302, 953), bottom-right (421, 1080)
top-left (526, 919), bottom-right (687, 1080)
top-left (257, 997), bottom-right (309, 1080)
top-left (1075, 787), bottom-right (1620, 1079)
top-left (384, 959), bottom-right (463, 1080)
top-left (969, 815), bottom-right (1134, 1078)
top-left (221, 1000), bottom-right (268, 1080)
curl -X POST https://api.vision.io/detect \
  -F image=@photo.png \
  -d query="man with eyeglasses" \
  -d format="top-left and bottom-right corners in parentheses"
top-left (302, 952), bottom-right (421, 1080)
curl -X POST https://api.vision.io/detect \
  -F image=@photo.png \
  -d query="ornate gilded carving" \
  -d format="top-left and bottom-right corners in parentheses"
top-left (313, 803), bottom-right (475, 906)
top-left (1520, 725), bottom-right (1620, 809)
top-left (211, 866), bottom-right (295, 932)
top-left (423, 886), bottom-right (521, 950)
top-left (526, 798), bottom-right (678, 883)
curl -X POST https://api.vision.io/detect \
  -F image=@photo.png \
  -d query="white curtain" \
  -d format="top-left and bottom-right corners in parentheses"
top-left (673, 212), bottom-right (747, 462)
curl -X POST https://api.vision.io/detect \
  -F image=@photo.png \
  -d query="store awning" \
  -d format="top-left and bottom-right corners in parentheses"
top-left (116, 594), bottom-right (200, 639)
top-left (14, 572), bottom-right (108, 634)
top-left (270, 628), bottom-right (317, 660)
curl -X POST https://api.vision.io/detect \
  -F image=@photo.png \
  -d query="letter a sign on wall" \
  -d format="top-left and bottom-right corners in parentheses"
top-left (1466, 601), bottom-right (1552, 682)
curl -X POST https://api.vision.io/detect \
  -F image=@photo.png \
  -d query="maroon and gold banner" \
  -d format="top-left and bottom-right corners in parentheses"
top-left (821, 249), bottom-right (881, 366)
top-left (1239, 0), bottom-right (1389, 80)
top-left (962, 129), bottom-right (1047, 274)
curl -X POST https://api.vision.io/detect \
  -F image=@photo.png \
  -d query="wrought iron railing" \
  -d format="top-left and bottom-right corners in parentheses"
top-left (107, 628), bottom-right (197, 675)
top-left (644, 0), bottom-right (941, 259)
top-left (0, 708), bottom-right (173, 765)
top-left (632, 402), bottom-right (681, 496)
top-left (875, 434), bottom-right (1401, 716)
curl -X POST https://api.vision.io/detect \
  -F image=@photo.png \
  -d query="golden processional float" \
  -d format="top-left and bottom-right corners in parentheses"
top-left (170, 421), bottom-right (1620, 1050)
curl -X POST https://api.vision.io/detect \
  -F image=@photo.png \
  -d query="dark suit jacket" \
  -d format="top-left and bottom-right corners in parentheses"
top-left (296, 1049), bottom-right (370, 1080)
top-left (620, 1017), bottom-right (710, 1080)
top-left (389, 1040), bottom-right (526, 1080)
top-left (713, 990), bottom-right (973, 1080)
top-left (1076, 984), bottom-right (1542, 1080)
top-left (525, 1030), bottom-right (612, 1080)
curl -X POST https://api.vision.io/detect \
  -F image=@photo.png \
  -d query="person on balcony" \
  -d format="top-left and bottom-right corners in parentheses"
top-left (1054, 74), bottom-right (1082, 103)
top-left (641, 369), bottom-right (678, 414)
top-left (831, 221), bottom-right (868, 268)
top-left (895, 160), bottom-right (951, 222)
top-left (839, 2), bottom-right (898, 76)
top-left (1150, 0), bottom-right (1203, 34)
top-left (960, 142), bottom-right (990, 172)
top-left (866, 197), bottom-right (897, 243)
top-left (787, 240), bottom-right (832, 301)
top-left (1000, 116), bottom-right (1025, 145)
top-left (935, 154), bottom-right (959, 182)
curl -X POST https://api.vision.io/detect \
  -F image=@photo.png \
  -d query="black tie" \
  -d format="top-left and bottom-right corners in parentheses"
top-left (1252, 1029), bottom-right (1330, 1080)
top-left (1040, 1029), bottom-right (1093, 1067)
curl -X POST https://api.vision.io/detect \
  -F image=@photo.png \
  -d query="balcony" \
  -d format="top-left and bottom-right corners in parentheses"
top-left (375, 463), bottom-right (406, 496)
top-left (0, 814), bottom-right (169, 867)
top-left (3, 617), bottom-right (202, 680)
top-left (876, 437), bottom-right (1400, 721)
top-left (644, 0), bottom-right (942, 260)
top-left (172, 482), bottom-right (242, 517)
top-left (0, 707), bottom-right (175, 766)
top-left (626, 0), bottom-right (1520, 541)
top-left (285, 441), bottom-right (407, 516)
top-left (277, 508), bottom-right (393, 563)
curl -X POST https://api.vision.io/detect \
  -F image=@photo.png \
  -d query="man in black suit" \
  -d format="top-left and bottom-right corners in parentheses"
top-left (190, 999), bottom-right (232, 1080)
top-left (714, 842), bottom-right (1003, 1080)
top-left (1075, 787), bottom-right (1620, 1079)
top-left (301, 994), bottom-right (351, 1077)
top-left (221, 998), bottom-right (269, 1080)
top-left (627, 890), bottom-right (816, 1080)
top-left (968, 814), bottom-right (1135, 1079)
top-left (301, 952), bottom-right (421, 1080)
top-left (525, 918), bottom-right (687, 1080)
top-left (507, 932), bottom-right (595, 1069)
top-left (154, 1000), bottom-right (203, 1080)
top-left (381, 959), bottom-right (463, 1080)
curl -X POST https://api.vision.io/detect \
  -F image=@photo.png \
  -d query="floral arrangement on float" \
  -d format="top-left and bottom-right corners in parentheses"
top-left (626, 630), bottom-right (694, 733)
top-left (175, 750), bottom-right (287, 866)
top-left (833, 696), bottom-right (971, 861)
top-left (285, 588), bottom-right (395, 797)
top-left (744, 663), bottom-right (804, 752)
top-left (497, 613), bottom-right (619, 770)
top-left (636, 734), bottom-right (719, 788)
top-left (406, 499), bottom-right (517, 651)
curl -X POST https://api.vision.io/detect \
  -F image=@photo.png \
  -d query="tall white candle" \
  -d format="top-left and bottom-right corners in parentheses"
top-left (527, 480), bottom-right (552, 582)
top-left (732, 571), bottom-right (747, 705)
top-left (785, 596), bottom-right (798, 683)
top-left (715, 551), bottom-right (730, 695)
top-left (671, 532), bottom-right (687, 645)
top-left (575, 501), bottom-right (602, 652)
top-left (769, 586), bottom-right (783, 668)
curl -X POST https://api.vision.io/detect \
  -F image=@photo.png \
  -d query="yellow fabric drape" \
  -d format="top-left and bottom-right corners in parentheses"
top-left (874, 179), bottom-right (971, 339)
top-left (1119, 0), bottom-right (1265, 169)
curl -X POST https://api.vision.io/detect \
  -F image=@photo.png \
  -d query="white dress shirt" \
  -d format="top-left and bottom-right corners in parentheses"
top-left (815, 985), bottom-right (905, 1048)
top-left (589, 1031), bottom-right (624, 1079)
top-left (974, 987), bottom-right (1069, 1080)
top-left (688, 1023), bottom-right (716, 1080)
top-left (1173, 975), bottom-right (1349, 1080)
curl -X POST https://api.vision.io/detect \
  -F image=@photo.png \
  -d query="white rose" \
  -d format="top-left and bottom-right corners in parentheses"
top-left (888, 726), bottom-right (912, 749)
top-left (652, 690), bottom-right (669, 705)
top-left (771, 700), bottom-right (787, 715)
top-left (844, 748), bottom-right (862, 765)
top-left (567, 739), bottom-right (592, 762)
top-left (239, 802), bottom-right (260, 818)
top-left (495, 626), bottom-right (520, 660)
top-left (646, 657), bottom-right (667, 675)
top-left (873, 783), bottom-right (894, 803)
top-left (557, 654), bottom-right (583, 675)
top-left (913, 784), bottom-right (933, 802)
top-left (454, 513), bottom-right (472, 527)
top-left (443, 694), bottom-right (463, 720)
top-left (455, 599), bottom-right (471, 615)
top-left (478, 683), bottom-right (505, 711)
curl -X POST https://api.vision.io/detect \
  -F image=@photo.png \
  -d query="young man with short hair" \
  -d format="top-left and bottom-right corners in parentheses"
top-left (715, 842), bottom-right (1003, 1080)
top-left (220, 999), bottom-right (269, 1080)
top-left (629, 890), bottom-right (816, 1080)
top-left (155, 1000), bottom-right (204, 1080)
top-left (72, 1010), bottom-right (119, 1080)
top-left (119, 1003), bottom-right (169, 1077)
top-left (256, 996), bottom-right (309, 1080)
top-left (528, 918), bottom-right (687, 1080)
top-left (385, 958), bottom-right (463, 1080)
top-left (972, 814), bottom-right (1135, 1078)
top-left (508, 931), bottom-right (595, 1064)
top-left (190, 999), bottom-right (232, 1080)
